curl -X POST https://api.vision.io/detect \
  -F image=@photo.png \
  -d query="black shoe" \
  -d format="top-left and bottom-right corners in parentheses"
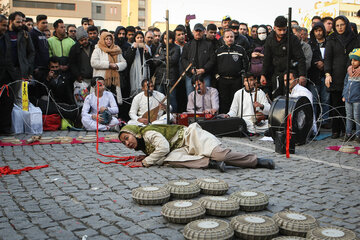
top-left (264, 129), bottom-right (271, 137)
top-left (0, 130), bottom-right (14, 136)
top-left (256, 158), bottom-right (275, 170)
top-left (331, 132), bottom-right (340, 139)
top-left (208, 160), bottom-right (226, 172)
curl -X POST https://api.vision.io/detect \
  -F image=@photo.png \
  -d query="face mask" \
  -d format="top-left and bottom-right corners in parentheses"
top-left (258, 33), bottom-right (267, 41)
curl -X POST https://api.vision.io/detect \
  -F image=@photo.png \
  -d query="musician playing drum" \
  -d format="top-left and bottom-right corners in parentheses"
top-left (128, 79), bottom-right (172, 126)
top-left (186, 78), bottom-right (219, 115)
top-left (224, 72), bottom-right (271, 134)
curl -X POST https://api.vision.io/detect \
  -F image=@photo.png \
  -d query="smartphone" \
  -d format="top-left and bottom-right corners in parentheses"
top-left (186, 14), bottom-right (196, 21)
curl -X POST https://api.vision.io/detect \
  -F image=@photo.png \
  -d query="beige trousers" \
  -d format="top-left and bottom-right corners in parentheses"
top-left (167, 145), bottom-right (258, 169)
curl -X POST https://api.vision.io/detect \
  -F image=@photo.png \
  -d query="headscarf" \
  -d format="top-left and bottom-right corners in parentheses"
top-left (254, 24), bottom-right (269, 47)
top-left (333, 15), bottom-right (356, 47)
top-left (114, 26), bottom-right (127, 47)
top-left (97, 32), bottom-right (122, 87)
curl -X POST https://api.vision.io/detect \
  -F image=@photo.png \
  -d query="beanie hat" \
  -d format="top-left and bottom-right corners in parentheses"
top-left (349, 48), bottom-right (360, 61)
top-left (76, 28), bottom-right (88, 41)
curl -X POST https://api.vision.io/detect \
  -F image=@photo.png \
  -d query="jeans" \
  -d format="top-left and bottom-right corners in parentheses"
top-left (155, 84), bottom-right (177, 113)
top-left (307, 77), bottom-right (330, 125)
top-left (330, 91), bottom-right (345, 134)
top-left (345, 101), bottom-right (360, 137)
top-left (185, 75), bottom-right (211, 97)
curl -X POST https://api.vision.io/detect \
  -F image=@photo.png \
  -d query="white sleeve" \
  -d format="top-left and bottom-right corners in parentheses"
top-left (81, 95), bottom-right (92, 118)
top-left (91, 48), bottom-right (110, 70)
top-left (186, 92), bottom-right (194, 112)
top-left (129, 94), bottom-right (141, 121)
top-left (116, 54), bottom-right (127, 71)
top-left (227, 90), bottom-right (241, 117)
top-left (143, 131), bottom-right (170, 166)
top-left (210, 88), bottom-right (219, 112)
top-left (106, 92), bottom-right (118, 114)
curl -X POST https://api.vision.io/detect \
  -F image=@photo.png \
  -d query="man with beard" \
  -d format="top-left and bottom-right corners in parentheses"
top-left (87, 25), bottom-right (99, 45)
top-left (260, 16), bottom-right (306, 100)
top-left (126, 26), bottom-right (136, 44)
top-left (216, 15), bottom-right (231, 40)
top-left (68, 29), bottom-right (94, 103)
top-left (216, 29), bottom-right (248, 113)
top-left (25, 17), bottom-right (34, 32)
top-left (144, 31), bottom-right (156, 56)
top-left (308, 21), bottom-right (330, 128)
top-left (239, 22), bottom-right (253, 45)
top-left (48, 19), bottom-right (75, 65)
top-left (153, 27), bottom-right (161, 50)
top-left (206, 23), bottom-right (220, 50)
top-left (174, 25), bottom-right (186, 52)
top-left (6, 11), bottom-right (35, 107)
top-left (114, 26), bottom-right (131, 53)
top-left (182, 23), bottom-right (216, 96)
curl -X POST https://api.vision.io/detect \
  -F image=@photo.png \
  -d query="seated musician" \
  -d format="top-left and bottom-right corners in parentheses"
top-left (128, 79), bottom-right (172, 126)
top-left (224, 72), bottom-right (271, 134)
top-left (186, 78), bottom-right (219, 114)
top-left (285, 71), bottom-right (317, 133)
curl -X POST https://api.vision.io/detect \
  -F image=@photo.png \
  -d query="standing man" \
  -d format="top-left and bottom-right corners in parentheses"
top-left (7, 11), bottom-right (35, 106)
top-left (239, 22), bottom-right (253, 45)
top-left (144, 30), bottom-right (156, 56)
top-left (48, 19), bottom-right (75, 64)
top-left (216, 29), bottom-right (248, 113)
top-left (153, 27), bottom-right (161, 50)
top-left (216, 15), bottom-right (231, 40)
top-left (293, 25), bottom-right (312, 71)
top-left (261, 16), bottom-right (306, 100)
top-left (114, 26), bottom-right (130, 53)
top-left (126, 26), bottom-right (135, 44)
top-left (181, 23), bottom-right (216, 96)
top-left (66, 24), bottom-right (77, 42)
top-left (87, 25), bottom-right (99, 45)
top-left (221, 20), bottom-right (250, 53)
top-left (174, 26), bottom-right (186, 51)
top-left (321, 16), bottom-right (333, 36)
top-left (206, 23), bottom-right (220, 50)
top-left (29, 14), bottom-right (49, 72)
top-left (251, 25), bottom-right (259, 41)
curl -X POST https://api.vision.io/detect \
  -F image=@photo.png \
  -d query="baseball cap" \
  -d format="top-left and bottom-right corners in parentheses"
top-left (222, 15), bottom-right (231, 21)
top-left (194, 23), bottom-right (205, 31)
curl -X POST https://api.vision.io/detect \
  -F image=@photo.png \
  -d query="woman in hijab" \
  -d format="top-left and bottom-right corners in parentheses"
top-left (324, 15), bottom-right (360, 139)
top-left (91, 32), bottom-right (127, 105)
top-left (124, 31), bottom-right (151, 96)
top-left (118, 123), bottom-right (275, 171)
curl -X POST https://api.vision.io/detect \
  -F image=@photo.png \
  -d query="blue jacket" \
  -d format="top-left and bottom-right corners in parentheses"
top-left (30, 27), bottom-right (49, 68)
top-left (342, 73), bottom-right (360, 103)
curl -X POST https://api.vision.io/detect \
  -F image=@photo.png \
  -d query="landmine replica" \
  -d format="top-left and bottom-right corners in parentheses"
top-left (165, 180), bottom-right (201, 199)
top-left (183, 219), bottom-right (234, 240)
top-left (76, 135), bottom-right (97, 143)
top-left (339, 145), bottom-right (356, 153)
top-left (161, 200), bottom-right (205, 224)
top-left (273, 211), bottom-right (319, 237)
top-left (131, 178), bottom-right (358, 240)
top-left (230, 190), bottom-right (269, 211)
top-left (199, 196), bottom-right (239, 216)
top-left (230, 214), bottom-right (279, 239)
top-left (195, 178), bottom-right (229, 195)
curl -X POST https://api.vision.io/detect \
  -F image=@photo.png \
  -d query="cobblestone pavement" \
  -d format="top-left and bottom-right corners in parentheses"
top-left (0, 130), bottom-right (359, 240)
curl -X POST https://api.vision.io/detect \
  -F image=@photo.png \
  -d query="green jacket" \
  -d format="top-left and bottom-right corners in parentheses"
top-left (48, 35), bottom-right (75, 58)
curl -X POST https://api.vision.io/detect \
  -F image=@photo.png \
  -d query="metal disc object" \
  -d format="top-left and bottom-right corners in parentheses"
top-left (272, 237), bottom-right (305, 240)
top-left (165, 180), bottom-right (201, 199)
top-left (196, 178), bottom-right (229, 195)
top-left (231, 214), bottom-right (279, 240)
top-left (306, 226), bottom-right (357, 240)
top-left (339, 145), bottom-right (356, 153)
top-left (39, 137), bottom-right (53, 143)
top-left (199, 196), bottom-right (239, 217)
top-left (272, 211), bottom-right (318, 237)
top-left (161, 200), bottom-right (205, 224)
top-left (183, 219), bottom-right (234, 240)
top-left (230, 190), bottom-right (269, 211)
top-left (132, 186), bottom-right (170, 205)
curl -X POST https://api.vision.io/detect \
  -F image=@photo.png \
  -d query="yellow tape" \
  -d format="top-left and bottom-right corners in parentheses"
top-left (22, 81), bottom-right (29, 111)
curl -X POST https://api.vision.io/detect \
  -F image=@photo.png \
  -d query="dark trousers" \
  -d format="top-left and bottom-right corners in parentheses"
top-left (217, 77), bottom-right (242, 114)
top-left (329, 90), bottom-right (345, 134)
top-left (0, 85), bottom-right (14, 132)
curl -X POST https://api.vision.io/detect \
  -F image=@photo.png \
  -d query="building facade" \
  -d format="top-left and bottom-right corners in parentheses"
top-left (4, 0), bottom-right (151, 30)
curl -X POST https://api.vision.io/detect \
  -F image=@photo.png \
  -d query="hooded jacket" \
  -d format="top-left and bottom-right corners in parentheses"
top-left (308, 22), bottom-right (326, 85)
top-left (324, 15), bottom-right (360, 91)
top-left (30, 27), bottom-right (49, 69)
top-left (114, 26), bottom-right (131, 54)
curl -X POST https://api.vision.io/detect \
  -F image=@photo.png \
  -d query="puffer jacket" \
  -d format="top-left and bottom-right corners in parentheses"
top-left (342, 73), bottom-right (360, 103)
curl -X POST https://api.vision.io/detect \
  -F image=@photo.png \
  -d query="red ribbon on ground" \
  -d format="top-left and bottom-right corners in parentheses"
top-left (286, 113), bottom-right (292, 158)
top-left (0, 84), bottom-right (9, 97)
top-left (0, 165), bottom-right (49, 177)
top-left (95, 81), bottom-right (138, 166)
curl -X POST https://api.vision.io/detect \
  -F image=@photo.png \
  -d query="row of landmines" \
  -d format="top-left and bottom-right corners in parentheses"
top-left (131, 178), bottom-right (358, 240)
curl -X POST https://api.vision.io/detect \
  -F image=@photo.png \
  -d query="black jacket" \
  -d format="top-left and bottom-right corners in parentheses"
top-left (0, 34), bottom-right (17, 84)
top-left (215, 43), bottom-right (249, 77)
top-left (324, 16), bottom-right (360, 91)
top-left (308, 22), bottom-right (326, 85)
top-left (262, 31), bottom-right (306, 76)
top-left (181, 38), bottom-right (216, 78)
top-left (153, 43), bottom-right (181, 85)
top-left (68, 41), bottom-right (95, 80)
top-left (30, 27), bottom-right (49, 69)
top-left (219, 34), bottom-right (250, 53)
top-left (114, 26), bottom-right (131, 54)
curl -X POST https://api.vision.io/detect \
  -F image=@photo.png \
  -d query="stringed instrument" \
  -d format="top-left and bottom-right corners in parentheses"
top-left (141, 63), bottom-right (193, 122)
top-left (253, 83), bottom-right (266, 126)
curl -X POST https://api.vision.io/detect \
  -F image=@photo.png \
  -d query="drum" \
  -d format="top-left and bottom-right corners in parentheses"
top-left (176, 113), bottom-right (214, 126)
top-left (269, 96), bottom-right (313, 145)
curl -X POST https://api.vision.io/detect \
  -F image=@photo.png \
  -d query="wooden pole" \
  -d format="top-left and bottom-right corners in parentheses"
top-left (166, 9), bottom-right (170, 124)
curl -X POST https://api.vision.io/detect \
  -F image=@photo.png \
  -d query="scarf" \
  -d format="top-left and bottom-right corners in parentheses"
top-left (98, 32), bottom-right (122, 87)
top-left (333, 16), bottom-right (356, 48)
top-left (129, 43), bottom-right (150, 95)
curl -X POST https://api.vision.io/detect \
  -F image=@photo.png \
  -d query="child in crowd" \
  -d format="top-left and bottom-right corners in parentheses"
top-left (342, 48), bottom-right (360, 143)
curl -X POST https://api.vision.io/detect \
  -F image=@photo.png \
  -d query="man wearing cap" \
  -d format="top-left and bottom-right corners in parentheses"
top-left (182, 23), bottom-right (216, 96)
top-left (216, 15), bottom-right (231, 40)
top-left (68, 28), bottom-right (94, 91)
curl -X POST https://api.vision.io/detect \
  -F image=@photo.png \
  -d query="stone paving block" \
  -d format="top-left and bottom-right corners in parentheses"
top-left (137, 233), bottom-right (164, 240)
top-left (99, 225), bottom-right (121, 236)
top-left (138, 219), bottom-right (163, 230)
top-left (73, 228), bottom-right (98, 238)
top-left (0, 228), bottom-right (24, 240)
top-left (19, 226), bottom-right (48, 239)
top-left (61, 219), bottom-right (88, 232)
top-left (153, 228), bottom-right (183, 240)
top-left (124, 224), bottom-right (147, 235)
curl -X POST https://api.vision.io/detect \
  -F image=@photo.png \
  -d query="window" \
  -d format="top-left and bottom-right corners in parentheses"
top-left (96, 6), bottom-right (102, 14)
top-left (138, 20), bottom-right (145, 27)
top-left (13, 0), bottom-right (75, 10)
top-left (114, 7), bottom-right (117, 15)
top-left (139, 9), bottom-right (145, 17)
top-left (139, 0), bottom-right (145, 8)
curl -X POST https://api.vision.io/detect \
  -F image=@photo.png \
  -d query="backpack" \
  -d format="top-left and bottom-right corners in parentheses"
top-left (250, 46), bottom-right (265, 76)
